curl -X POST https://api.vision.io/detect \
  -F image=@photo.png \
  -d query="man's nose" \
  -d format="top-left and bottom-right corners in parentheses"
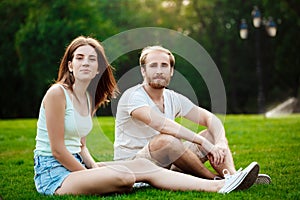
top-left (156, 65), bottom-right (163, 73)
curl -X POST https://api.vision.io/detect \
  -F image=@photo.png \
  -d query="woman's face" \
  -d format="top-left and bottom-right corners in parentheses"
top-left (68, 45), bottom-right (99, 82)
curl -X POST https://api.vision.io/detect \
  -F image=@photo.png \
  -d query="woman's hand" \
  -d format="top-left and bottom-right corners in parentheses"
top-left (90, 162), bottom-right (99, 169)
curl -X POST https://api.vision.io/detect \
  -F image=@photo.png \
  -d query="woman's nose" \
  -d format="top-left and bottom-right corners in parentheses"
top-left (82, 58), bottom-right (89, 66)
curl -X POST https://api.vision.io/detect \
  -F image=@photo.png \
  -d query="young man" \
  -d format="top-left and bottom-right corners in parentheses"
top-left (114, 46), bottom-right (270, 183)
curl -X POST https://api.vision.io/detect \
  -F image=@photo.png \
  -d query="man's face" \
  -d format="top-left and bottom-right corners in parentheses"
top-left (142, 51), bottom-right (174, 89)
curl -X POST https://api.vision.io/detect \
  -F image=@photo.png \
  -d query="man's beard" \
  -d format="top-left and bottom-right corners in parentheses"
top-left (148, 82), bottom-right (166, 89)
top-left (147, 77), bottom-right (170, 89)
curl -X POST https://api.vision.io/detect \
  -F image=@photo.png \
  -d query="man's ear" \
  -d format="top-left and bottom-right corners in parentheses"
top-left (170, 67), bottom-right (174, 77)
top-left (68, 61), bottom-right (73, 72)
top-left (141, 67), bottom-right (146, 77)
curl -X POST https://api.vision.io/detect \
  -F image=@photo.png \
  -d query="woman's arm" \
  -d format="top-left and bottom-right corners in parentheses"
top-left (80, 137), bottom-right (98, 169)
top-left (44, 85), bottom-right (86, 171)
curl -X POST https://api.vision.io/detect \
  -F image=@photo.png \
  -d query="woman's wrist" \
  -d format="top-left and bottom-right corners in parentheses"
top-left (90, 162), bottom-right (99, 168)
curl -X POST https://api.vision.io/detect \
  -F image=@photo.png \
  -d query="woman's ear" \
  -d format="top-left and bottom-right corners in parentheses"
top-left (68, 61), bottom-right (73, 72)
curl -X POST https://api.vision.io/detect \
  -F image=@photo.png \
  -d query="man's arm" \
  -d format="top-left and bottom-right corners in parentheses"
top-left (183, 106), bottom-right (227, 144)
top-left (131, 106), bottom-right (215, 152)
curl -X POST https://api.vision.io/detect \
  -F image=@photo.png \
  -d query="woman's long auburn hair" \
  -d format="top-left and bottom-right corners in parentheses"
top-left (56, 36), bottom-right (118, 115)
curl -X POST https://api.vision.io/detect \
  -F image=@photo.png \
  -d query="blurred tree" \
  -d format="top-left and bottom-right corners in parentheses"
top-left (0, 0), bottom-right (31, 117)
top-left (13, 0), bottom-right (117, 117)
top-left (263, 0), bottom-right (300, 100)
top-left (180, 0), bottom-right (299, 113)
top-left (0, 0), bottom-right (298, 117)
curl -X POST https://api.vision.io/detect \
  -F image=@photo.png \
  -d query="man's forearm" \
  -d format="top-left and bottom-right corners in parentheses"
top-left (135, 107), bottom-right (215, 152)
top-left (157, 117), bottom-right (215, 152)
top-left (207, 115), bottom-right (227, 144)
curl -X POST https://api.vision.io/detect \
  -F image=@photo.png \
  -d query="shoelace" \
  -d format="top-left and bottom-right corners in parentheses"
top-left (222, 169), bottom-right (230, 178)
top-left (222, 167), bottom-right (243, 179)
top-left (214, 176), bottom-right (223, 180)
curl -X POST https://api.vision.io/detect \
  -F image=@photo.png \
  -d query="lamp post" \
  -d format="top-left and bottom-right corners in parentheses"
top-left (239, 6), bottom-right (277, 114)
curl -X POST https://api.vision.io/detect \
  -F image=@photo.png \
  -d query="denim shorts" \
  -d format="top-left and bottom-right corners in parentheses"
top-left (34, 153), bottom-right (85, 195)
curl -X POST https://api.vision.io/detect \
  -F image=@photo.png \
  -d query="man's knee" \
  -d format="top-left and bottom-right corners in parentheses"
top-left (150, 134), bottom-right (182, 151)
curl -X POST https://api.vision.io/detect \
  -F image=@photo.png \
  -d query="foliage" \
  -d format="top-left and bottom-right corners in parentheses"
top-left (0, 115), bottom-right (300, 199)
top-left (0, 0), bottom-right (32, 117)
top-left (0, 0), bottom-right (299, 117)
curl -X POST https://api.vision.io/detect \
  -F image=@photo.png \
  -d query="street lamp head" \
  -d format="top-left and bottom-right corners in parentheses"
top-left (239, 19), bottom-right (248, 39)
top-left (266, 17), bottom-right (277, 37)
top-left (252, 6), bottom-right (261, 28)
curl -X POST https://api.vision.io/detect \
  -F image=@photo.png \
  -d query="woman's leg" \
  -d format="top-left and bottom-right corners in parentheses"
top-left (99, 158), bottom-right (224, 192)
top-left (55, 165), bottom-right (136, 195)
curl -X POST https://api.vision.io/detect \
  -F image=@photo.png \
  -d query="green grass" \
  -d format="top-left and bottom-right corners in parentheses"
top-left (0, 115), bottom-right (300, 199)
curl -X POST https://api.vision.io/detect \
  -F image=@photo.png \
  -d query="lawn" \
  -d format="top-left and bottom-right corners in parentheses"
top-left (0, 115), bottom-right (299, 199)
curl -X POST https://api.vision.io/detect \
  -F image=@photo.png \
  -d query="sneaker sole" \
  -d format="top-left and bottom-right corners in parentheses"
top-left (235, 162), bottom-right (260, 191)
top-left (255, 174), bottom-right (271, 184)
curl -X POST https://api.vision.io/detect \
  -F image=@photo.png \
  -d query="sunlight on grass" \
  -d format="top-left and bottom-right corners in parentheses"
top-left (0, 115), bottom-right (299, 199)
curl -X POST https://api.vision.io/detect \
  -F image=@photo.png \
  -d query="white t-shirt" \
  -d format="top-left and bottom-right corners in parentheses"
top-left (114, 84), bottom-right (195, 160)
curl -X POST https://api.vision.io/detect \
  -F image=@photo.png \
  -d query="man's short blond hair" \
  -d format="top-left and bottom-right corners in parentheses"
top-left (139, 46), bottom-right (175, 68)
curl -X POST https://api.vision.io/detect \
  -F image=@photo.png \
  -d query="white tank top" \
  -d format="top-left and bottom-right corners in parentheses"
top-left (35, 84), bottom-right (93, 156)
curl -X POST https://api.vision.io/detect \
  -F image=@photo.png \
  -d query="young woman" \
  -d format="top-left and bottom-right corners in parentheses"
top-left (33, 36), bottom-right (259, 196)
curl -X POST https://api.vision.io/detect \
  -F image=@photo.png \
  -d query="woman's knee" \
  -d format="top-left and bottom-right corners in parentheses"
top-left (133, 158), bottom-right (157, 169)
top-left (109, 166), bottom-right (136, 189)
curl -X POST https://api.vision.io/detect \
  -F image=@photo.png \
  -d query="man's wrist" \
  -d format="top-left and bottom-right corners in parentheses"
top-left (197, 135), bottom-right (214, 152)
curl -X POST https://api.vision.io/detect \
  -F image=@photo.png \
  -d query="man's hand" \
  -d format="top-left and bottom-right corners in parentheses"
top-left (207, 144), bottom-right (227, 165)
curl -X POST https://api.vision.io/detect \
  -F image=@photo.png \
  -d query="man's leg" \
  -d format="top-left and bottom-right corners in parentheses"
top-left (195, 129), bottom-right (236, 176)
top-left (148, 134), bottom-right (217, 179)
top-left (193, 130), bottom-right (270, 184)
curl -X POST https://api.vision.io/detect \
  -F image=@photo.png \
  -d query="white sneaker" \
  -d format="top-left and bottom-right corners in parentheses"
top-left (218, 162), bottom-right (259, 194)
top-left (133, 182), bottom-right (150, 188)
top-left (235, 162), bottom-right (260, 191)
top-left (218, 169), bottom-right (246, 194)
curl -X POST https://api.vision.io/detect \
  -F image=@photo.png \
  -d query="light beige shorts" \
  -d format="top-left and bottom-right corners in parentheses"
top-left (133, 141), bottom-right (208, 167)
top-left (183, 141), bottom-right (208, 163)
top-left (133, 143), bottom-right (165, 167)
